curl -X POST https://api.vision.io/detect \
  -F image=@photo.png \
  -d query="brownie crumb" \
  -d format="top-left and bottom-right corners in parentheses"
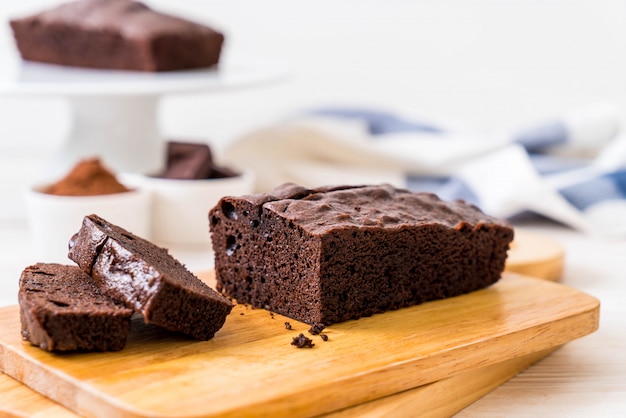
top-left (284, 321), bottom-right (292, 330)
top-left (308, 323), bottom-right (326, 335)
top-left (291, 333), bottom-right (314, 348)
top-left (240, 312), bottom-right (244, 315)
top-left (320, 333), bottom-right (329, 342)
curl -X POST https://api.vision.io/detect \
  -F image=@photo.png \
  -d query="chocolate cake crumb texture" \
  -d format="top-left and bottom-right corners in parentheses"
top-left (68, 214), bottom-right (232, 340)
top-left (291, 333), bottom-right (315, 348)
top-left (210, 183), bottom-right (514, 326)
top-left (18, 263), bottom-right (133, 352)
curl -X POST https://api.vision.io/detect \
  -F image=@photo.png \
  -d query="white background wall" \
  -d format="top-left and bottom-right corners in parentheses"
top-left (1, 0), bottom-right (625, 219)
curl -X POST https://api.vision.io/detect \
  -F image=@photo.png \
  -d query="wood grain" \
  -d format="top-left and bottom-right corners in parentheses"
top-left (0, 273), bottom-right (598, 418)
top-left (322, 347), bottom-right (557, 418)
top-left (0, 347), bottom-right (556, 418)
top-left (0, 371), bottom-right (77, 418)
top-left (506, 229), bottom-right (564, 281)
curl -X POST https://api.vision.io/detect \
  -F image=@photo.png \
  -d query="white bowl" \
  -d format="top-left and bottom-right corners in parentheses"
top-left (25, 186), bottom-right (152, 263)
top-left (123, 170), bottom-right (255, 245)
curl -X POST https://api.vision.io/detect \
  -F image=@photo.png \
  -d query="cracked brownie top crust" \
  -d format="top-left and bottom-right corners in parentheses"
top-left (210, 183), bottom-right (514, 326)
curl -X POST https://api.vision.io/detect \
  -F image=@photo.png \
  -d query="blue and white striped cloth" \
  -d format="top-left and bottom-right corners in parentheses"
top-left (225, 103), bottom-right (626, 237)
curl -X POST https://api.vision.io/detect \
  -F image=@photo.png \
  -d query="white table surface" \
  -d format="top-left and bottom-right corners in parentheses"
top-left (1, 218), bottom-right (625, 416)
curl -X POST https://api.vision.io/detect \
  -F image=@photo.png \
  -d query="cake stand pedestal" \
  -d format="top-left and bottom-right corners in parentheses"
top-left (65, 95), bottom-right (161, 175)
top-left (0, 51), bottom-right (290, 176)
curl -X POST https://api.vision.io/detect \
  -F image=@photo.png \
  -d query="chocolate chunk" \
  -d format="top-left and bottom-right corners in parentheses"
top-left (162, 142), bottom-right (214, 180)
top-left (160, 141), bottom-right (239, 180)
top-left (210, 165), bottom-right (240, 179)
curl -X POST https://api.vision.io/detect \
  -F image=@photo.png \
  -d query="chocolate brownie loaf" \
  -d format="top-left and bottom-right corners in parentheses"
top-left (69, 214), bottom-right (232, 340)
top-left (210, 184), bottom-right (514, 326)
top-left (19, 263), bottom-right (133, 352)
top-left (10, 0), bottom-right (224, 72)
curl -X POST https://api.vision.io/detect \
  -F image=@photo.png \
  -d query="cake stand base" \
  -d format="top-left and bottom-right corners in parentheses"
top-left (0, 52), bottom-right (291, 176)
top-left (52, 95), bottom-right (162, 176)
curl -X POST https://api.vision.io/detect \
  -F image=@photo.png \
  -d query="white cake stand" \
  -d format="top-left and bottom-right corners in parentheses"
top-left (0, 50), bottom-right (291, 175)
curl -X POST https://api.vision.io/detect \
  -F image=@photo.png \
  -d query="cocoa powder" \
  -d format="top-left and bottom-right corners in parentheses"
top-left (45, 158), bottom-right (130, 196)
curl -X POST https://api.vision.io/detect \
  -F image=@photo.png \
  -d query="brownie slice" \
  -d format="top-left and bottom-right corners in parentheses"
top-left (10, 0), bottom-right (224, 72)
top-left (68, 214), bottom-right (232, 340)
top-left (209, 183), bottom-right (514, 326)
top-left (19, 263), bottom-right (133, 352)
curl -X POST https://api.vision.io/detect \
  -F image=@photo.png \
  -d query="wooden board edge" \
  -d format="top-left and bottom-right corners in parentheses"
top-left (506, 256), bottom-right (564, 282)
top-left (505, 229), bottom-right (565, 281)
top-left (0, 347), bottom-right (557, 418)
top-left (229, 295), bottom-right (599, 417)
top-left (320, 346), bottom-right (559, 418)
top-left (0, 371), bottom-right (78, 418)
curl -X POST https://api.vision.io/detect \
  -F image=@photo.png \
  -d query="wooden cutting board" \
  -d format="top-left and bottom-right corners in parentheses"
top-left (0, 347), bottom-right (556, 418)
top-left (322, 346), bottom-right (557, 418)
top-left (505, 229), bottom-right (565, 281)
top-left (0, 272), bottom-right (598, 418)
